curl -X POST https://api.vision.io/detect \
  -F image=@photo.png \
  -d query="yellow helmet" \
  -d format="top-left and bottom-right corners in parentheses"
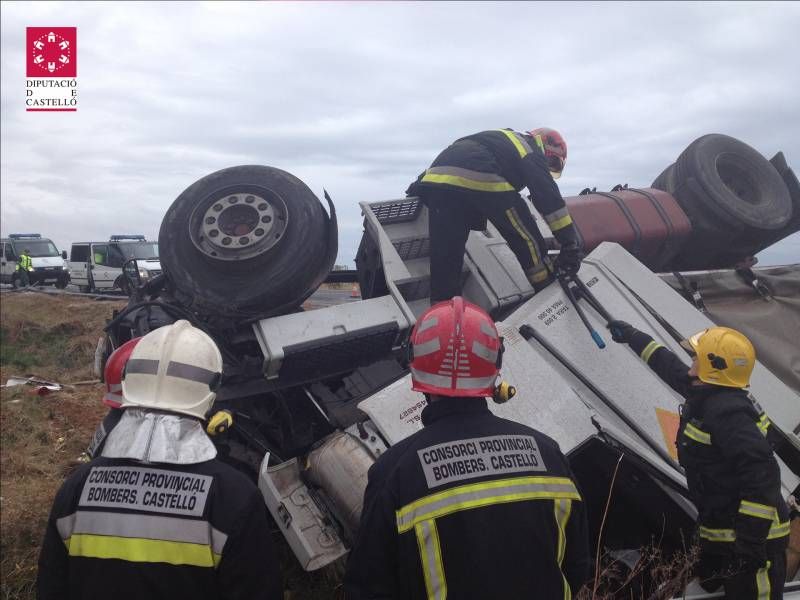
top-left (681, 327), bottom-right (755, 388)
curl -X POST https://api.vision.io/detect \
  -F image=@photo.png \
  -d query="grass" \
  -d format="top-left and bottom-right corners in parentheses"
top-left (0, 291), bottom-right (123, 600)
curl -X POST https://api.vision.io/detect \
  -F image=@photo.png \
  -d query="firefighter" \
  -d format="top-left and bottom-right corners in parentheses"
top-left (37, 320), bottom-right (282, 600)
top-left (406, 128), bottom-right (582, 302)
top-left (84, 337), bottom-right (142, 460)
top-left (345, 297), bottom-right (591, 599)
top-left (607, 322), bottom-right (789, 598)
top-left (17, 247), bottom-right (33, 287)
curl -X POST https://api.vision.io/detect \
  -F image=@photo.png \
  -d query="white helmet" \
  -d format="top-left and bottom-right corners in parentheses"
top-left (121, 320), bottom-right (223, 419)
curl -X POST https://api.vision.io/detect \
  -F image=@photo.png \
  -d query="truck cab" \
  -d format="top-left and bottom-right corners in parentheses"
top-left (0, 233), bottom-right (69, 288)
top-left (68, 235), bottom-right (161, 294)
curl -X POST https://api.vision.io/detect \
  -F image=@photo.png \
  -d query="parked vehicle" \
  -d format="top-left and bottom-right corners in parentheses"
top-left (97, 134), bottom-right (800, 594)
top-left (0, 233), bottom-right (69, 288)
top-left (68, 235), bottom-right (161, 293)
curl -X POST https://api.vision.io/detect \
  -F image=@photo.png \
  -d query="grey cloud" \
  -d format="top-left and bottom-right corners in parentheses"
top-left (2, 1), bottom-right (799, 264)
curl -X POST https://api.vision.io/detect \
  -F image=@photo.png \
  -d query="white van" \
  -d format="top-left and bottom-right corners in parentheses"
top-left (0, 233), bottom-right (69, 288)
top-left (68, 235), bottom-right (161, 293)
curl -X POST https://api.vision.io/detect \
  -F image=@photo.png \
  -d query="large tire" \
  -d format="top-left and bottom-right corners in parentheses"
top-left (673, 134), bottom-right (792, 230)
top-left (651, 163), bottom-right (676, 192)
top-left (159, 165), bottom-right (337, 317)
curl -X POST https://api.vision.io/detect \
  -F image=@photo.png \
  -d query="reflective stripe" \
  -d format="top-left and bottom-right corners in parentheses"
top-left (554, 499), bottom-right (573, 600)
top-left (455, 375), bottom-right (496, 390)
top-left (421, 168), bottom-right (515, 192)
top-left (639, 341), bottom-right (663, 363)
top-left (505, 208), bottom-right (540, 267)
top-left (525, 265), bottom-right (551, 283)
top-left (533, 135), bottom-right (545, 153)
top-left (471, 341), bottom-right (498, 364)
top-left (699, 521), bottom-right (790, 542)
top-left (109, 383), bottom-right (122, 393)
top-left (126, 359), bottom-right (159, 375)
top-left (544, 208), bottom-right (574, 232)
top-left (415, 520), bottom-right (447, 600)
top-left (496, 129), bottom-right (531, 158)
top-left (768, 520), bottom-right (790, 539)
top-left (698, 526), bottom-right (736, 542)
top-left (56, 511), bottom-right (227, 554)
top-left (758, 414), bottom-right (771, 436)
top-left (480, 321), bottom-right (498, 339)
top-left (548, 214), bottom-right (573, 232)
top-left (418, 317), bottom-right (439, 333)
top-left (756, 560), bottom-right (771, 600)
top-left (166, 361), bottom-right (218, 385)
top-left (739, 500), bottom-right (778, 521)
top-left (396, 476), bottom-right (580, 533)
top-left (684, 423), bottom-right (711, 445)
top-left (410, 367), bottom-right (452, 389)
top-left (414, 337), bottom-right (442, 358)
top-left (65, 533), bottom-right (222, 568)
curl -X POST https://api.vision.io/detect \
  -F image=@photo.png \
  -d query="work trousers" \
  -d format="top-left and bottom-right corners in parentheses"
top-left (696, 547), bottom-right (787, 599)
top-left (423, 188), bottom-right (553, 303)
top-left (17, 268), bottom-right (30, 287)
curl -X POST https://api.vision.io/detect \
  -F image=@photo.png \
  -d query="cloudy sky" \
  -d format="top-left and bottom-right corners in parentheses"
top-left (2, 1), bottom-right (799, 266)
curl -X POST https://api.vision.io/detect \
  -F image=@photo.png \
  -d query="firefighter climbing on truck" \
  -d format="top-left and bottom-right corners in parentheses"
top-left (406, 127), bottom-right (583, 302)
top-left (607, 321), bottom-right (790, 599)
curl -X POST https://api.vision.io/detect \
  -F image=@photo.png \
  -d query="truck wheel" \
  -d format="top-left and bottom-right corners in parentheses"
top-left (651, 163), bottom-right (676, 192)
top-left (159, 165), bottom-right (337, 317)
top-left (55, 276), bottom-right (68, 289)
top-left (673, 134), bottom-right (792, 230)
top-left (12, 275), bottom-right (22, 289)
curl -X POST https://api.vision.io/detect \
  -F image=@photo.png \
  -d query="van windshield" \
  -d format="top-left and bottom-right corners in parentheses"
top-left (112, 242), bottom-right (159, 260)
top-left (18, 240), bottom-right (59, 257)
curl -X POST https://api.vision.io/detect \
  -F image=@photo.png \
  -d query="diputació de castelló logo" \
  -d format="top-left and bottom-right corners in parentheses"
top-left (26, 27), bottom-right (78, 112)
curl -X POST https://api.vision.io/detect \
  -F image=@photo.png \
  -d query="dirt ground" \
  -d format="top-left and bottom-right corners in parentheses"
top-left (0, 290), bottom-right (343, 600)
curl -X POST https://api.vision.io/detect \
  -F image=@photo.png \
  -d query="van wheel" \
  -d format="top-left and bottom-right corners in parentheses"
top-left (12, 276), bottom-right (22, 289)
top-left (55, 277), bottom-right (68, 289)
top-left (159, 165), bottom-right (338, 318)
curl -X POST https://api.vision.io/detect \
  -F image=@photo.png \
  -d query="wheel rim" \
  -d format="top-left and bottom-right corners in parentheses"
top-left (190, 185), bottom-right (288, 261)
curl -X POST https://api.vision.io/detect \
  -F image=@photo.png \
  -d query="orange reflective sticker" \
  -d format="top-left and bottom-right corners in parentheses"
top-left (656, 408), bottom-right (680, 460)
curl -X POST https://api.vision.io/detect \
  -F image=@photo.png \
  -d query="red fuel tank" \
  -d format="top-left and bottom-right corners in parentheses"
top-left (563, 188), bottom-right (692, 272)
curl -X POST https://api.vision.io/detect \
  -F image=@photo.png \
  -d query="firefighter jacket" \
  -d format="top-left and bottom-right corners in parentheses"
top-left (407, 129), bottom-right (579, 248)
top-left (37, 409), bottom-right (282, 600)
top-left (345, 397), bottom-right (591, 600)
top-left (628, 329), bottom-right (790, 558)
top-left (18, 253), bottom-right (33, 271)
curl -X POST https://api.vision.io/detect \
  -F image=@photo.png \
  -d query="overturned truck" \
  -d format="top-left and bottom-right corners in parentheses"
top-left (101, 133), bottom-right (800, 595)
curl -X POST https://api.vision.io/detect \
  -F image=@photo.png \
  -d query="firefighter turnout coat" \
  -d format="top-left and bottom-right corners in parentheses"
top-left (406, 129), bottom-right (580, 299)
top-left (37, 409), bottom-right (282, 600)
top-left (629, 330), bottom-right (789, 597)
top-left (345, 397), bottom-right (591, 600)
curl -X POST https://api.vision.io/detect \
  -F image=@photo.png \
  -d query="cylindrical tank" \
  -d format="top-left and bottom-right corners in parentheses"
top-left (304, 431), bottom-right (376, 539)
top-left (564, 187), bottom-right (692, 272)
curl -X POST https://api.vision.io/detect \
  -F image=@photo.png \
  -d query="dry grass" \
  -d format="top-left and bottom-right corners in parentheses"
top-left (0, 291), bottom-right (123, 600)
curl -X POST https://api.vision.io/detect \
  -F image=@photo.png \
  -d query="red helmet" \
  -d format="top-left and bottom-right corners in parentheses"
top-left (409, 297), bottom-right (502, 397)
top-left (103, 337), bottom-right (142, 408)
top-left (528, 127), bottom-right (567, 179)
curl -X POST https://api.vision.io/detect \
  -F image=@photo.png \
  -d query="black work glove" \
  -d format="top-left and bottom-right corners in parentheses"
top-left (554, 243), bottom-right (583, 275)
top-left (607, 320), bottom-right (635, 344)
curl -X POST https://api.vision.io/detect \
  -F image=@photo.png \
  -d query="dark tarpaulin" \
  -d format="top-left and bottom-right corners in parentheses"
top-left (660, 265), bottom-right (800, 395)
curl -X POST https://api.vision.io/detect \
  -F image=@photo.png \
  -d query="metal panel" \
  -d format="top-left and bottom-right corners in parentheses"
top-left (253, 295), bottom-right (411, 379)
top-left (591, 243), bottom-right (800, 443)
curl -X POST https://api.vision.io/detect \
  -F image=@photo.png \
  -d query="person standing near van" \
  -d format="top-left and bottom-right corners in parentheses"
top-left (17, 248), bottom-right (33, 287)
